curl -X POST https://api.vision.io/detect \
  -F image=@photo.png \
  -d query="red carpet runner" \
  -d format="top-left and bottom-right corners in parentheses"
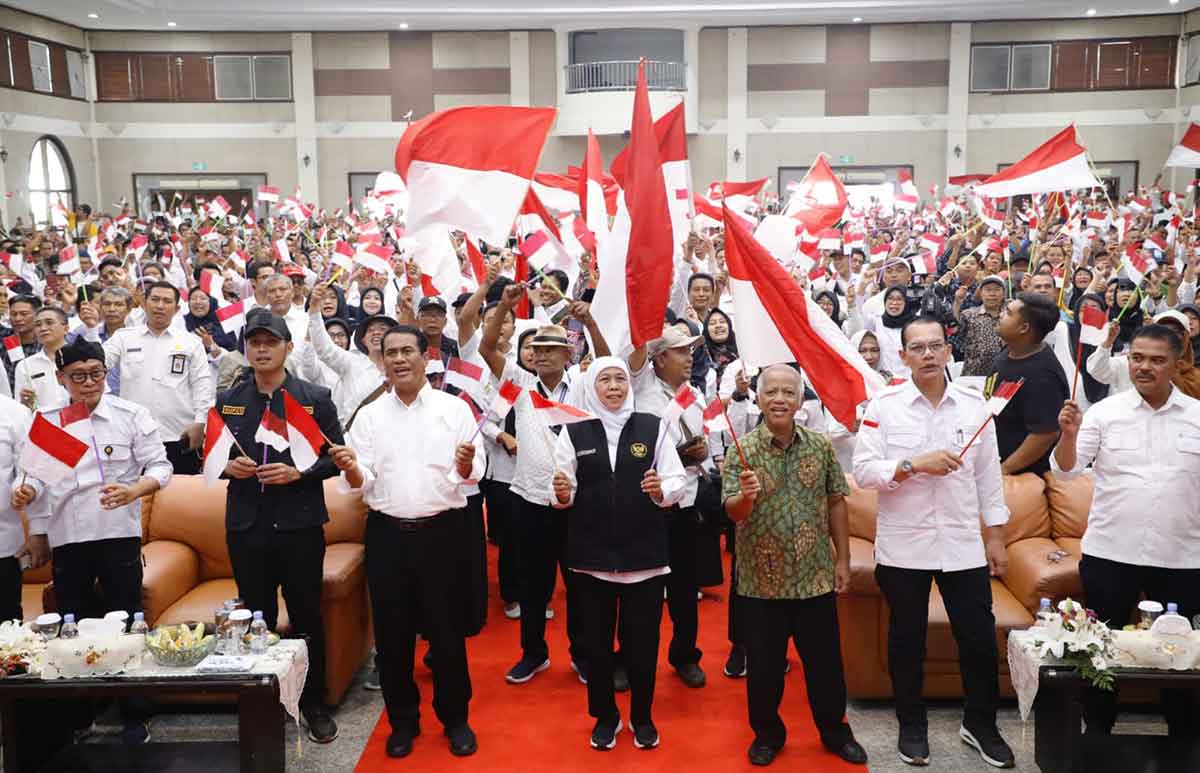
top-left (355, 543), bottom-right (861, 771)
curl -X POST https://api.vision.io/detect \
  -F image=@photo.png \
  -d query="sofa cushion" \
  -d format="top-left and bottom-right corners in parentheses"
top-left (844, 475), bottom-right (877, 542)
top-left (21, 583), bottom-right (45, 621)
top-left (919, 580), bottom-right (1033, 675)
top-left (147, 477), bottom-right (234, 581)
top-left (1000, 473), bottom-right (1049, 546)
top-left (1044, 472), bottom-right (1093, 540)
top-left (846, 536), bottom-right (878, 595)
top-left (323, 484), bottom-right (367, 544)
top-left (141, 540), bottom-right (201, 625)
top-left (156, 578), bottom-right (246, 629)
top-left (1002, 537), bottom-right (1084, 612)
top-left (321, 544), bottom-right (365, 601)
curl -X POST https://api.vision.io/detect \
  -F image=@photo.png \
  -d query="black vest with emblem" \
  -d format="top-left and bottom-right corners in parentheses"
top-left (564, 413), bottom-right (668, 573)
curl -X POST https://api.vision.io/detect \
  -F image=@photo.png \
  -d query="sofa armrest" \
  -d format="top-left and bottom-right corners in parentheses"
top-left (846, 536), bottom-right (879, 595)
top-left (142, 540), bottom-right (201, 626)
top-left (322, 543), bottom-right (365, 602)
top-left (1002, 537), bottom-right (1083, 613)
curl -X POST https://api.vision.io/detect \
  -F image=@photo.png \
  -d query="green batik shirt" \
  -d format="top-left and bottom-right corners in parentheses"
top-left (721, 423), bottom-right (849, 600)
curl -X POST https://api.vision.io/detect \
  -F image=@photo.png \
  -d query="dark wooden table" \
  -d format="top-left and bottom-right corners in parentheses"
top-left (1034, 664), bottom-right (1200, 773)
top-left (0, 672), bottom-right (284, 772)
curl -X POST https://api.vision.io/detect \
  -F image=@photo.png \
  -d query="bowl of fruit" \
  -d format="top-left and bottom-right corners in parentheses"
top-left (145, 623), bottom-right (216, 667)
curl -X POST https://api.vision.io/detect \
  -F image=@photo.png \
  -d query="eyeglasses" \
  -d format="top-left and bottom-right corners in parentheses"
top-left (66, 368), bottom-right (107, 384)
top-left (905, 342), bottom-right (947, 355)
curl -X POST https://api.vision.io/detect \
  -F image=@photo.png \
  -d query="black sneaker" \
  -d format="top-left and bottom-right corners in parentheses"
top-left (748, 740), bottom-right (779, 766)
top-left (302, 705), bottom-right (339, 744)
top-left (675, 662), bottom-right (706, 688)
top-left (724, 645), bottom-right (747, 678)
top-left (505, 656), bottom-right (550, 684)
top-left (613, 664), bottom-right (630, 692)
top-left (120, 721), bottom-right (151, 745)
top-left (386, 724), bottom-right (420, 758)
top-left (632, 721), bottom-right (659, 750)
top-left (960, 723), bottom-right (1015, 768)
top-left (571, 659), bottom-right (589, 685)
top-left (590, 717), bottom-right (622, 750)
top-left (898, 725), bottom-right (930, 766)
top-left (446, 723), bottom-right (478, 756)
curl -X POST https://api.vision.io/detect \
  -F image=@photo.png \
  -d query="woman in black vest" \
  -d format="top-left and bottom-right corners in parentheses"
top-left (551, 356), bottom-right (687, 752)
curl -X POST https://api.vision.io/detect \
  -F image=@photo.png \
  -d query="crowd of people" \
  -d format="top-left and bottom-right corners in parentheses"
top-left (0, 177), bottom-right (1197, 768)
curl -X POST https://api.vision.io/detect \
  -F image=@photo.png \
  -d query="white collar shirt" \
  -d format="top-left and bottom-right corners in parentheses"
top-left (1050, 386), bottom-right (1200, 569)
top-left (343, 383), bottom-right (485, 518)
top-left (496, 359), bottom-right (584, 506)
top-left (307, 310), bottom-right (384, 427)
top-left (631, 366), bottom-right (710, 508)
top-left (13, 350), bottom-right (70, 412)
top-left (103, 324), bottom-right (215, 440)
top-left (852, 379), bottom-right (1009, 571)
top-left (0, 397), bottom-right (45, 556)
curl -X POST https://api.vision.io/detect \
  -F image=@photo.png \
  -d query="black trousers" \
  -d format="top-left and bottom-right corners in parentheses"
top-left (0, 556), bottom-right (22, 623)
top-left (875, 564), bottom-right (999, 731)
top-left (463, 492), bottom-right (488, 636)
top-left (164, 440), bottom-right (202, 475)
top-left (665, 507), bottom-right (702, 667)
top-left (742, 592), bottom-right (852, 750)
top-left (51, 537), bottom-right (143, 619)
top-left (480, 480), bottom-right (520, 603)
top-left (516, 500), bottom-right (581, 664)
top-left (227, 525), bottom-right (327, 708)
top-left (727, 531), bottom-right (743, 648)
top-left (1079, 554), bottom-right (1200, 735)
top-left (366, 510), bottom-right (472, 731)
top-left (576, 572), bottom-right (665, 726)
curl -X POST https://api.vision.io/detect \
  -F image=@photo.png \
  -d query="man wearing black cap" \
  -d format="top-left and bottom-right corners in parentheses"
top-left (417, 295), bottom-right (459, 362)
top-left (213, 309), bottom-right (344, 744)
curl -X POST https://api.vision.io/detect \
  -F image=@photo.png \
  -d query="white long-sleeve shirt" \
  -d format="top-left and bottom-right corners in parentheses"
top-left (307, 310), bottom-right (385, 427)
top-left (13, 350), bottom-right (70, 412)
top-left (495, 361), bottom-right (584, 507)
top-left (343, 383), bottom-right (485, 518)
top-left (103, 324), bottom-right (214, 442)
top-left (1085, 344), bottom-right (1133, 395)
top-left (0, 397), bottom-right (45, 557)
top-left (852, 379), bottom-right (1009, 572)
top-left (630, 366), bottom-right (709, 508)
top-left (1050, 386), bottom-right (1200, 568)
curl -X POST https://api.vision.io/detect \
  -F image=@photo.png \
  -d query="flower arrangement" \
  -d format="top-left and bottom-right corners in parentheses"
top-left (1032, 598), bottom-right (1115, 691)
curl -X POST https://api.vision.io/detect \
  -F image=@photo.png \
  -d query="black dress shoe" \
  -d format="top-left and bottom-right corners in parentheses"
top-left (386, 724), bottom-right (420, 758)
top-left (302, 705), bottom-right (339, 744)
top-left (825, 738), bottom-right (868, 765)
top-left (748, 741), bottom-right (779, 766)
top-left (675, 663), bottom-right (707, 688)
top-left (446, 723), bottom-right (478, 756)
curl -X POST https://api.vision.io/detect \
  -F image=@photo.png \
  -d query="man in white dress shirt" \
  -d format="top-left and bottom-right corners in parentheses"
top-left (103, 281), bottom-right (213, 474)
top-left (14, 306), bottom-right (71, 412)
top-left (332, 324), bottom-right (484, 760)
top-left (0, 394), bottom-right (49, 621)
top-left (853, 317), bottom-right (1014, 769)
top-left (1053, 323), bottom-right (1200, 739)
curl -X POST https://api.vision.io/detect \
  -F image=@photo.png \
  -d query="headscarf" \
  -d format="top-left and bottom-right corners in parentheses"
top-left (357, 287), bottom-right (386, 322)
top-left (1108, 278), bottom-right (1142, 353)
top-left (881, 286), bottom-right (918, 329)
top-left (516, 328), bottom-right (538, 375)
top-left (1066, 293), bottom-right (1110, 406)
top-left (1180, 304), bottom-right (1200, 366)
top-left (309, 284), bottom-right (350, 324)
top-left (673, 317), bottom-right (710, 392)
top-left (703, 308), bottom-right (738, 384)
top-left (183, 291), bottom-right (237, 351)
top-left (814, 289), bottom-right (842, 323)
top-left (582, 356), bottom-right (634, 444)
top-left (324, 318), bottom-right (352, 350)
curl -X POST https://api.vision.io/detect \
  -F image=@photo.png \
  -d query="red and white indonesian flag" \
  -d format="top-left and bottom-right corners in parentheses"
top-left (0, 251), bottom-right (26, 276)
top-left (976, 196), bottom-right (1005, 233)
top-left (331, 241), bottom-right (355, 272)
top-left (1079, 305), bottom-right (1109, 347)
top-left (592, 60), bottom-right (676, 356)
top-left (611, 100), bottom-right (693, 253)
top-left (3, 335), bottom-right (26, 364)
top-left (394, 105), bottom-right (557, 246)
top-left (894, 192), bottom-right (919, 212)
top-left (355, 243), bottom-right (394, 276)
top-left (216, 300), bottom-right (247, 335)
top-left (255, 408), bottom-right (290, 453)
top-left (529, 390), bottom-right (595, 426)
top-left (57, 246), bottom-right (80, 276)
top-left (579, 129), bottom-right (609, 240)
top-left (701, 396), bottom-right (727, 435)
top-left (20, 413), bottom-right (89, 484)
top-left (784, 155), bottom-right (848, 235)
top-left (974, 125), bottom-right (1100, 198)
top-left (445, 357), bottom-right (486, 400)
top-left (58, 400), bottom-right (95, 441)
top-left (710, 178), bottom-right (768, 223)
top-left (1123, 244), bottom-right (1158, 284)
top-left (662, 383), bottom-right (702, 431)
top-left (985, 379), bottom-right (1025, 415)
top-left (722, 202), bottom-right (885, 428)
top-left (208, 195), bottom-right (232, 220)
top-left (203, 407), bottom-right (238, 487)
top-left (283, 390), bottom-right (325, 471)
top-left (274, 237), bottom-right (291, 264)
top-left (919, 233), bottom-right (945, 255)
top-left (257, 185), bottom-right (280, 204)
top-left (487, 380), bottom-right (522, 421)
top-left (1166, 123), bottom-right (1200, 168)
top-left (1128, 195), bottom-right (1151, 213)
top-left (198, 270), bottom-right (225, 305)
top-left (817, 228), bottom-right (842, 252)
top-left (898, 168), bottom-right (919, 198)
top-left (910, 252), bottom-right (938, 275)
top-left (517, 230), bottom-right (559, 272)
top-left (532, 171), bottom-right (581, 213)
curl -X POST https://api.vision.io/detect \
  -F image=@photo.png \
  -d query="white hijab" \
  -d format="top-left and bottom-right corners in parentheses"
top-left (582, 356), bottom-right (634, 454)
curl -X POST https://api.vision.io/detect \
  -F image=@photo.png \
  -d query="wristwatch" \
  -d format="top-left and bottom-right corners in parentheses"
top-left (899, 459), bottom-right (915, 476)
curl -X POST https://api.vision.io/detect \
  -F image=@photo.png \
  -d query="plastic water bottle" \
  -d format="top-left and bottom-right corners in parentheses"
top-left (130, 612), bottom-right (149, 635)
top-left (60, 614), bottom-right (78, 639)
top-left (249, 611), bottom-right (269, 654)
top-left (1036, 598), bottom-right (1054, 627)
top-left (1167, 603), bottom-right (1179, 615)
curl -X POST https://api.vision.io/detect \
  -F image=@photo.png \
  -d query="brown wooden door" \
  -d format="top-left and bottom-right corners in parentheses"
top-left (1135, 37), bottom-right (1176, 89)
top-left (96, 52), bottom-right (137, 100)
top-left (139, 54), bottom-right (175, 100)
top-left (1052, 41), bottom-right (1094, 90)
top-left (1095, 41), bottom-right (1133, 89)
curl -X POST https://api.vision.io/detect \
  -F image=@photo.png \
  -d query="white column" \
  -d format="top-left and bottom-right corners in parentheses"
top-left (727, 27), bottom-right (748, 181)
top-left (291, 33), bottom-right (319, 204)
top-left (84, 32), bottom-right (103, 209)
top-left (0, 128), bottom-right (8, 228)
top-left (510, 31), bottom-right (531, 107)
top-left (945, 23), bottom-right (971, 178)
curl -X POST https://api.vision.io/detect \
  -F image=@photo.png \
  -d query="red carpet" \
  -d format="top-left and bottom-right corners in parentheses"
top-left (355, 542), bottom-right (862, 772)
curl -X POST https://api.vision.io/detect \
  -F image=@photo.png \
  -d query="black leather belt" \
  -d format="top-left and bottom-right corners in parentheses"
top-left (369, 508), bottom-right (459, 531)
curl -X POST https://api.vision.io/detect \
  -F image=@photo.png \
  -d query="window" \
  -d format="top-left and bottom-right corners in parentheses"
top-left (569, 29), bottom-right (685, 65)
top-left (1186, 35), bottom-right (1200, 86)
top-left (65, 49), bottom-right (86, 98)
top-left (1010, 44), bottom-right (1051, 90)
top-left (27, 136), bottom-right (75, 229)
top-left (971, 45), bottom-right (1011, 91)
top-left (252, 55), bottom-right (291, 100)
top-left (28, 40), bottom-right (51, 92)
top-left (973, 37), bottom-right (1175, 93)
top-left (213, 55), bottom-right (253, 100)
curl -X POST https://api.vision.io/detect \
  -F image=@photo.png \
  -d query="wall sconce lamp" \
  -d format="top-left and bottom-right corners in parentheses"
top-left (953, 145), bottom-right (962, 159)
top-left (302, 154), bottom-right (312, 168)
top-left (0, 147), bottom-right (8, 165)
top-left (733, 148), bottom-right (742, 163)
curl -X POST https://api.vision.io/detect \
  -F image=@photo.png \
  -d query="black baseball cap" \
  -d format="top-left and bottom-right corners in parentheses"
top-left (452, 292), bottom-right (472, 309)
top-left (418, 296), bottom-right (448, 313)
top-left (243, 310), bottom-right (291, 341)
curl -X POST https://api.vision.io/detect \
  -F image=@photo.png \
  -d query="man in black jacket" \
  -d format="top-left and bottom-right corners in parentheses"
top-left (215, 309), bottom-right (343, 744)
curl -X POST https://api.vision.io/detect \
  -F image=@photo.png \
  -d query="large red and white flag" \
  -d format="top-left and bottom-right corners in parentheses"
top-left (784, 155), bottom-right (849, 235)
top-left (974, 125), bottom-right (1100, 198)
top-left (203, 407), bottom-right (238, 487)
top-left (579, 129), bottom-right (609, 240)
top-left (611, 100), bottom-right (693, 250)
top-left (722, 202), bottom-right (885, 428)
top-left (20, 413), bottom-right (89, 484)
top-left (1123, 244), bottom-right (1158, 284)
top-left (531, 171), bottom-right (581, 213)
top-left (1165, 123), bottom-right (1200, 168)
top-left (255, 408), bottom-right (290, 453)
top-left (394, 106), bottom-right (557, 246)
top-left (282, 390), bottom-right (325, 471)
top-left (3, 335), bottom-right (26, 364)
top-left (216, 300), bottom-right (247, 335)
top-left (529, 391), bottom-right (595, 426)
top-left (592, 60), bottom-right (676, 355)
top-left (1079, 305), bottom-right (1109, 347)
top-left (330, 241), bottom-right (356, 272)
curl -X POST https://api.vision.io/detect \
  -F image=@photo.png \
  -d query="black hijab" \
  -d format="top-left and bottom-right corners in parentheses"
top-left (673, 318), bottom-right (711, 392)
top-left (702, 308), bottom-right (738, 384)
top-left (1180, 304), bottom-right (1200, 367)
top-left (308, 284), bottom-right (350, 324)
top-left (881, 286), bottom-right (919, 329)
top-left (815, 289), bottom-right (842, 323)
top-left (1107, 278), bottom-right (1142, 354)
top-left (324, 318), bottom-right (352, 350)
top-left (356, 287), bottom-right (386, 323)
top-left (1067, 292), bottom-right (1110, 405)
top-left (183, 291), bottom-right (237, 351)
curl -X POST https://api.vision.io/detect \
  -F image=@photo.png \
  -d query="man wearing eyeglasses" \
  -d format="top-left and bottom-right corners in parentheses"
top-left (852, 317), bottom-right (1014, 769)
top-left (13, 306), bottom-right (72, 411)
top-left (103, 281), bottom-right (214, 474)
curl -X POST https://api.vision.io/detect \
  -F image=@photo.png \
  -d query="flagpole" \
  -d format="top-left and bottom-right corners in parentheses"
top-left (1115, 284), bottom-right (1141, 322)
top-left (1071, 333), bottom-right (1084, 401)
top-left (958, 415), bottom-right (994, 457)
top-left (719, 397), bottom-right (749, 470)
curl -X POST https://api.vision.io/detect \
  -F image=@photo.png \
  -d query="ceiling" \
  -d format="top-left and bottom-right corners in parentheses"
top-left (11, 0), bottom-right (1200, 32)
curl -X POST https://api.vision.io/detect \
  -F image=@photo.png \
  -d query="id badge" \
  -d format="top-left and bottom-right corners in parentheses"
top-left (170, 353), bottom-right (186, 376)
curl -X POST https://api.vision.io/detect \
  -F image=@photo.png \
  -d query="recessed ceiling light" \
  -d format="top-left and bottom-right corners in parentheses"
top-left (1170, 0), bottom-right (1180, 5)
top-left (167, 21), bottom-right (177, 27)
top-left (1086, 8), bottom-right (1097, 15)
top-left (87, 12), bottom-right (99, 18)
top-left (398, 22), bottom-right (410, 29)
top-left (852, 16), bottom-right (862, 22)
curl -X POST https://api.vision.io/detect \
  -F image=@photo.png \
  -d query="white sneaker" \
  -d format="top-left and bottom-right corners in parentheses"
top-left (545, 606), bottom-right (555, 620)
top-left (504, 602), bottom-right (521, 619)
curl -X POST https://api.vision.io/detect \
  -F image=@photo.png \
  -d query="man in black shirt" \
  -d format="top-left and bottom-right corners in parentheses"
top-left (991, 292), bottom-right (1068, 476)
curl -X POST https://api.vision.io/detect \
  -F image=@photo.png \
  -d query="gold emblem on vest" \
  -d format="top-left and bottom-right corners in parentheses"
top-left (221, 405), bottom-right (246, 416)
top-left (629, 442), bottom-right (649, 459)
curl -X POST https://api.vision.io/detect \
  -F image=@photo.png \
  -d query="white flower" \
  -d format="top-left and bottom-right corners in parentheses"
top-left (1091, 654), bottom-right (1107, 671)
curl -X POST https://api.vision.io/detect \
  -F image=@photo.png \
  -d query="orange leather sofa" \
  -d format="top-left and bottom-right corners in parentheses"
top-left (139, 475), bottom-right (370, 706)
top-left (838, 471), bottom-right (1094, 699)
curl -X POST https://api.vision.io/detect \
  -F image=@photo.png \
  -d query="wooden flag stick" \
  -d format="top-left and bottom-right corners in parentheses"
top-left (1115, 284), bottom-right (1141, 322)
top-left (719, 396), bottom-right (749, 470)
top-left (1071, 332), bottom-right (1084, 401)
top-left (959, 414), bottom-right (994, 458)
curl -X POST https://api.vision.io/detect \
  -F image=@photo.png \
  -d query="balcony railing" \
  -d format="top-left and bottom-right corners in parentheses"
top-left (564, 60), bottom-right (687, 93)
